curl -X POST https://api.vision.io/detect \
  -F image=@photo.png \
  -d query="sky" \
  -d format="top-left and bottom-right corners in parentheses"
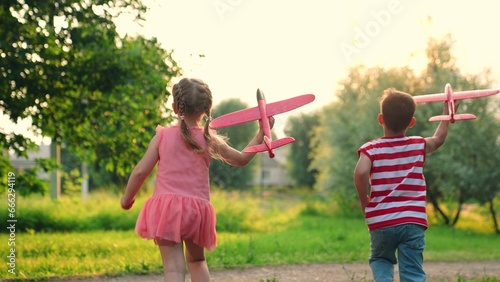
top-left (114, 0), bottom-right (500, 107)
top-left (3, 0), bottom-right (500, 143)
top-left (112, 0), bottom-right (500, 136)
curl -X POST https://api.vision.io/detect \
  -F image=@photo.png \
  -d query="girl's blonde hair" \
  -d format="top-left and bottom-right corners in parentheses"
top-left (172, 78), bottom-right (226, 159)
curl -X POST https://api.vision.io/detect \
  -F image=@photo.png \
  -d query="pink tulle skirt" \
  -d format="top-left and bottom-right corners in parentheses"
top-left (135, 194), bottom-right (217, 251)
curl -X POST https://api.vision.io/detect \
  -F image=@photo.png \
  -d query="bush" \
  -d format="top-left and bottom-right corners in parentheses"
top-left (0, 188), bottom-right (309, 234)
top-left (0, 192), bottom-right (139, 233)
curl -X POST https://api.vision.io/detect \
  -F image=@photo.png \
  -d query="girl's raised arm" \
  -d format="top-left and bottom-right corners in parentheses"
top-left (218, 117), bottom-right (274, 167)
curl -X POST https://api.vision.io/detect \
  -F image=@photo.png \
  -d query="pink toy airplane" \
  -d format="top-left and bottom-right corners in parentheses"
top-left (210, 89), bottom-right (315, 158)
top-left (413, 83), bottom-right (499, 123)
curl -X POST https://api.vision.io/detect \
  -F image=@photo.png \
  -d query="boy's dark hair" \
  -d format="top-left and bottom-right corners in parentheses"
top-left (380, 88), bottom-right (416, 133)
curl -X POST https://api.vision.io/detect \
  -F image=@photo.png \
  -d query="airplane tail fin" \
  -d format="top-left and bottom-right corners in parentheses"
top-left (453, 114), bottom-right (477, 121)
top-left (428, 115), bottom-right (452, 122)
top-left (270, 137), bottom-right (295, 149)
top-left (429, 114), bottom-right (476, 122)
top-left (243, 137), bottom-right (295, 154)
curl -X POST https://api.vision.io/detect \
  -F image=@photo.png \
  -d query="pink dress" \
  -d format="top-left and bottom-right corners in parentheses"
top-left (135, 125), bottom-right (217, 250)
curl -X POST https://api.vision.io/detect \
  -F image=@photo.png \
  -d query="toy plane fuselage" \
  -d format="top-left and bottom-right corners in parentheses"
top-left (210, 89), bottom-right (315, 158)
top-left (413, 83), bottom-right (499, 123)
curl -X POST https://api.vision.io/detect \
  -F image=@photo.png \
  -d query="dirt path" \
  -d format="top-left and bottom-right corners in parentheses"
top-left (60, 261), bottom-right (500, 281)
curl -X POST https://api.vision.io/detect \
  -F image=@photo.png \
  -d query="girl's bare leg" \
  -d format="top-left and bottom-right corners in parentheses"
top-left (157, 239), bottom-right (186, 282)
top-left (184, 240), bottom-right (210, 282)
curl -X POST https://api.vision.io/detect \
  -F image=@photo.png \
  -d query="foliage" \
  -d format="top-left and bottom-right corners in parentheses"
top-left (15, 167), bottom-right (49, 196)
top-left (0, 154), bottom-right (15, 193)
top-left (210, 99), bottom-right (259, 189)
top-left (64, 35), bottom-right (179, 183)
top-left (0, 188), bottom-right (305, 234)
top-left (0, 0), bottom-right (181, 192)
top-left (0, 153), bottom-right (50, 195)
top-left (2, 189), bottom-right (497, 235)
top-left (284, 112), bottom-right (320, 189)
top-left (211, 189), bottom-right (303, 233)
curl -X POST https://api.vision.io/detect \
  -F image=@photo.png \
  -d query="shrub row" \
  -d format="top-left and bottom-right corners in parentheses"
top-left (1, 189), bottom-right (316, 233)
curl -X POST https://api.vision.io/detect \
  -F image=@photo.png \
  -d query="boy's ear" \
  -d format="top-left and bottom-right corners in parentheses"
top-left (408, 117), bottom-right (416, 128)
top-left (377, 113), bottom-right (384, 125)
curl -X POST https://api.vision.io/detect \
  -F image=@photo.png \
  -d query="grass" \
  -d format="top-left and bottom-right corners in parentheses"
top-left (0, 190), bottom-right (499, 281)
top-left (2, 217), bottom-right (499, 280)
top-left (0, 192), bottom-right (141, 232)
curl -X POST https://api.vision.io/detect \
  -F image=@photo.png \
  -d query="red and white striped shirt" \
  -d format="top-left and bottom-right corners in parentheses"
top-left (358, 136), bottom-right (428, 231)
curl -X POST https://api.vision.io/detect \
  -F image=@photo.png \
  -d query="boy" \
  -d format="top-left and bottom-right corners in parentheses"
top-left (353, 88), bottom-right (454, 281)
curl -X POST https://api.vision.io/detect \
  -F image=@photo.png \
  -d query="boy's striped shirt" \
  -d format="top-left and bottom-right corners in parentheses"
top-left (358, 136), bottom-right (428, 231)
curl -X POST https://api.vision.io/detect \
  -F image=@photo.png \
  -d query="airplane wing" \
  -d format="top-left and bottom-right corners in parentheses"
top-left (428, 114), bottom-right (476, 122)
top-left (413, 93), bottom-right (447, 103)
top-left (413, 89), bottom-right (499, 103)
top-left (265, 94), bottom-right (315, 116)
top-left (243, 137), bottom-right (295, 153)
top-left (210, 106), bottom-right (261, 129)
top-left (210, 94), bottom-right (315, 129)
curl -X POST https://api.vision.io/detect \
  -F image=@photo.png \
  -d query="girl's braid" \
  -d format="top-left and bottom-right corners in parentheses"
top-left (171, 78), bottom-right (226, 158)
top-left (199, 82), bottom-right (213, 119)
top-left (173, 78), bottom-right (203, 152)
top-left (174, 83), bottom-right (186, 118)
top-left (198, 82), bottom-right (227, 159)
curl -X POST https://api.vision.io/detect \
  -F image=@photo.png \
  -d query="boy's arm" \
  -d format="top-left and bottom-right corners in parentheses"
top-left (425, 102), bottom-right (457, 154)
top-left (121, 135), bottom-right (159, 210)
top-left (353, 153), bottom-right (371, 211)
top-left (425, 120), bottom-right (449, 154)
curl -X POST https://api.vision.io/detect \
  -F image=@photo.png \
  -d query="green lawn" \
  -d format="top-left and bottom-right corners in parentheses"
top-left (1, 190), bottom-right (499, 281)
top-left (1, 215), bottom-right (499, 281)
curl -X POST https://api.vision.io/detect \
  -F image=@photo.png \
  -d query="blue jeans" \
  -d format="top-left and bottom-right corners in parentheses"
top-left (369, 224), bottom-right (426, 282)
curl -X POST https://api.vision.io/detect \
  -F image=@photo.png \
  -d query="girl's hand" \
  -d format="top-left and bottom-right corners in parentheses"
top-left (121, 197), bottom-right (135, 210)
top-left (257, 116), bottom-right (275, 136)
top-left (269, 116), bottom-right (275, 129)
top-left (259, 116), bottom-right (275, 130)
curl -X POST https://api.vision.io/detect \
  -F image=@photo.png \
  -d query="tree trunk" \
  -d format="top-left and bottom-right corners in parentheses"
top-left (451, 202), bottom-right (462, 226)
top-left (427, 187), bottom-right (450, 225)
top-left (488, 198), bottom-right (500, 234)
top-left (50, 141), bottom-right (61, 199)
top-left (451, 194), bottom-right (464, 226)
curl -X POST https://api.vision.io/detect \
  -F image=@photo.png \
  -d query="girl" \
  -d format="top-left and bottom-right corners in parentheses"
top-left (121, 77), bottom-right (271, 282)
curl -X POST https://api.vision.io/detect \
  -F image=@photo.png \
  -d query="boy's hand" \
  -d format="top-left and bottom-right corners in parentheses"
top-left (443, 101), bottom-right (459, 115)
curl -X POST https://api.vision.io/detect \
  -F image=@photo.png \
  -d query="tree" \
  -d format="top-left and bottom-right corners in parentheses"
top-left (311, 65), bottom-right (421, 216)
top-left (0, 0), bottom-right (181, 192)
top-left (1, 0), bottom-right (145, 150)
top-left (284, 112), bottom-right (319, 189)
top-left (417, 35), bottom-right (498, 228)
top-left (312, 35), bottom-right (500, 225)
top-left (61, 35), bottom-right (179, 184)
top-left (210, 99), bottom-right (258, 189)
